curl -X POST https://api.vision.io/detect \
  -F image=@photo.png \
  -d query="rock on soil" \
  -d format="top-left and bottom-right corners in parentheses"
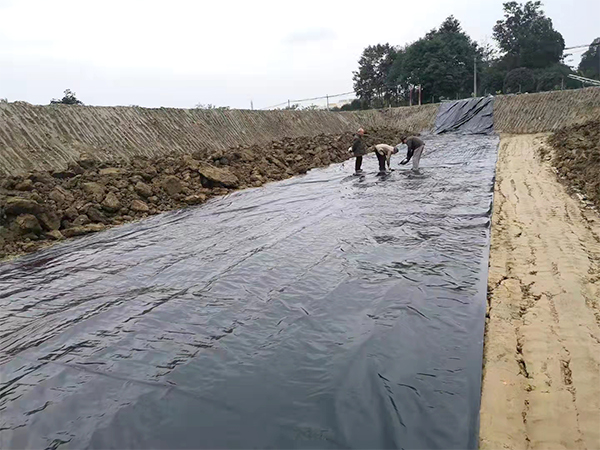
top-left (0, 127), bottom-right (411, 259)
top-left (547, 120), bottom-right (600, 209)
top-left (15, 214), bottom-right (42, 234)
top-left (4, 197), bottom-right (43, 216)
top-left (102, 192), bottom-right (121, 212)
top-left (130, 200), bottom-right (150, 213)
top-left (198, 164), bottom-right (239, 188)
top-left (134, 182), bottom-right (153, 198)
top-left (161, 176), bottom-right (183, 196)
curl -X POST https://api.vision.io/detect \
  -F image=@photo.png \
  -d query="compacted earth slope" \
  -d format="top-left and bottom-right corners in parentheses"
top-left (480, 132), bottom-right (600, 450)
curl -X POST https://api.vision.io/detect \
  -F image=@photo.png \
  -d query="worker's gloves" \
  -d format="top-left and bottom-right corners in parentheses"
top-left (347, 146), bottom-right (353, 153)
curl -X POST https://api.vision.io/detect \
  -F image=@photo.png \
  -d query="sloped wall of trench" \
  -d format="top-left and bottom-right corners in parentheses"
top-left (0, 103), bottom-right (438, 175)
top-left (1, 87), bottom-right (600, 176)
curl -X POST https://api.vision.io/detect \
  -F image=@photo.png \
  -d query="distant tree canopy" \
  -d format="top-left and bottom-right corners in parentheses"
top-left (352, 43), bottom-right (397, 108)
top-left (340, 99), bottom-right (364, 111)
top-left (51, 89), bottom-right (83, 105)
top-left (352, 2), bottom-right (575, 107)
top-left (395, 16), bottom-right (482, 103)
top-left (578, 38), bottom-right (600, 79)
top-left (504, 67), bottom-right (536, 93)
top-left (493, 1), bottom-right (564, 70)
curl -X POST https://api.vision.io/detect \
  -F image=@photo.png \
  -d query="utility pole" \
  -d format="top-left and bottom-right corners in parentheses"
top-left (326, 94), bottom-right (329, 110)
top-left (251, 100), bottom-right (254, 110)
top-left (473, 56), bottom-right (477, 98)
top-left (287, 99), bottom-right (290, 109)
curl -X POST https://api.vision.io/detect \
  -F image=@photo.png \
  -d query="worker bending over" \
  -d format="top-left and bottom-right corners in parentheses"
top-left (399, 136), bottom-right (425, 170)
top-left (373, 144), bottom-right (399, 173)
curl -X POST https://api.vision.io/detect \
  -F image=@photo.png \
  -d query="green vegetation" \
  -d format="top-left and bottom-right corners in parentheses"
top-left (353, 1), bottom-right (590, 107)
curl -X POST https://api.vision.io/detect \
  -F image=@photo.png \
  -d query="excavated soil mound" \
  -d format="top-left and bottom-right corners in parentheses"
top-left (0, 128), bottom-right (407, 259)
top-left (546, 121), bottom-right (600, 209)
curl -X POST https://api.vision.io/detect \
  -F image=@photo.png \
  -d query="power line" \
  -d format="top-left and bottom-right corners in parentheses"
top-left (289, 91), bottom-right (354, 103)
top-left (261, 101), bottom-right (289, 110)
top-left (260, 91), bottom-right (355, 110)
top-left (564, 43), bottom-right (598, 50)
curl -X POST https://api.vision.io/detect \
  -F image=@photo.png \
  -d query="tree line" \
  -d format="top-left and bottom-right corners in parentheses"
top-left (347, 1), bottom-right (600, 110)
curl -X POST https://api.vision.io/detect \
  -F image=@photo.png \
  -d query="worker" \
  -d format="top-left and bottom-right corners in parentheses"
top-left (398, 135), bottom-right (425, 170)
top-left (373, 144), bottom-right (399, 173)
top-left (349, 128), bottom-right (367, 174)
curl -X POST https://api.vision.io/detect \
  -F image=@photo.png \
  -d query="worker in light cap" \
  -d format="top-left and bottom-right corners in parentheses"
top-left (348, 128), bottom-right (367, 174)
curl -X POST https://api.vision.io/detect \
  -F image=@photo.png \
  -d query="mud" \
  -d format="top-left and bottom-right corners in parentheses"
top-left (0, 128), bottom-right (406, 260)
top-left (546, 120), bottom-right (600, 210)
top-left (480, 134), bottom-right (600, 449)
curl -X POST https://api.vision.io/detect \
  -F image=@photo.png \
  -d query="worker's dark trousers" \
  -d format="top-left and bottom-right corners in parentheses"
top-left (355, 156), bottom-right (363, 172)
top-left (375, 152), bottom-right (386, 172)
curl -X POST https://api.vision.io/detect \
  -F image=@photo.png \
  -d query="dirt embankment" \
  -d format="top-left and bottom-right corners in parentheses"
top-left (0, 128), bottom-right (406, 259)
top-left (543, 121), bottom-right (600, 210)
top-left (480, 133), bottom-right (600, 449)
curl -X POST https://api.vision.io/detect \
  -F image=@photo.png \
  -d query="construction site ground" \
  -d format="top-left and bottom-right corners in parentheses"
top-left (480, 133), bottom-right (600, 449)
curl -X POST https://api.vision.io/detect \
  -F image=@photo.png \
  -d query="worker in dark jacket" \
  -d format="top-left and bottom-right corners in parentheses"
top-left (349, 128), bottom-right (367, 174)
top-left (398, 136), bottom-right (425, 170)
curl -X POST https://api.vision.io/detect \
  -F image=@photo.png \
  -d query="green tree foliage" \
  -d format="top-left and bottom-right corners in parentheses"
top-left (353, 2), bottom-right (574, 105)
top-left (504, 67), bottom-right (536, 93)
top-left (340, 99), bottom-right (366, 111)
top-left (386, 48), bottom-right (409, 104)
top-left (352, 44), bottom-right (397, 107)
top-left (398, 16), bottom-right (482, 103)
top-left (578, 38), bottom-right (600, 79)
top-left (535, 64), bottom-right (579, 91)
top-left (481, 64), bottom-right (506, 95)
top-left (493, 1), bottom-right (565, 70)
top-left (50, 89), bottom-right (83, 105)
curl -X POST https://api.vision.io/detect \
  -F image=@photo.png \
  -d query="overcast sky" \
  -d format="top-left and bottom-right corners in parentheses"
top-left (1, 0), bottom-right (598, 109)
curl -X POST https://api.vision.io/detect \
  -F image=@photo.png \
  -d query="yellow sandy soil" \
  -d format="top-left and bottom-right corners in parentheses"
top-left (480, 134), bottom-right (600, 450)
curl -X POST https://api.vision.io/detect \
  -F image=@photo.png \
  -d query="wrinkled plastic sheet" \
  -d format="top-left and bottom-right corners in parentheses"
top-left (0, 134), bottom-right (499, 449)
top-left (434, 97), bottom-right (495, 134)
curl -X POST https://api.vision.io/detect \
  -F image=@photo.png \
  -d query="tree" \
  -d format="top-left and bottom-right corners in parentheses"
top-left (352, 44), bottom-right (397, 107)
top-left (504, 67), bottom-right (536, 93)
top-left (578, 38), bottom-right (600, 80)
top-left (50, 89), bottom-right (83, 105)
top-left (493, 1), bottom-right (565, 70)
top-left (386, 48), bottom-right (410, 105)
top-left (393, 16), bottom-right (482, 103)
top-left (535, 64), bottom-right (578, 91)
top-left (481, 64), bottom-right (507, 95)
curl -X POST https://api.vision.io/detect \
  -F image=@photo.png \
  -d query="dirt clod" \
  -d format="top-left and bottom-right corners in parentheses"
top-left (134, 182), bottom-right (153, 198)
top-left (102, 192), bottom-right (121, 212)
top-left (130, 199), bottom-right (150, 213)
top-left (15, 214), bottom-right (42, 235)
top-left (547, 121), bottom-right (600, 209)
